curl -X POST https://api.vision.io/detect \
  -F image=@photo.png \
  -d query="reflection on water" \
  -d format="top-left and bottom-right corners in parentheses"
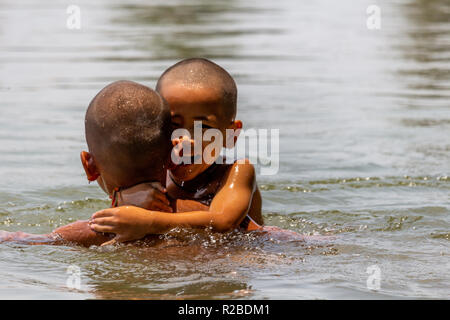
top-left (110, 1), bottom-right (242, 60)
top-left (398, 0), bottom-right (449, 98)
top-left (0, 0), bottom-right (449, 299)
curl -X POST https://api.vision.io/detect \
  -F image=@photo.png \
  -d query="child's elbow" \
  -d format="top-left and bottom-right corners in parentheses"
top-left (211, 213), bottom-right (241, 233)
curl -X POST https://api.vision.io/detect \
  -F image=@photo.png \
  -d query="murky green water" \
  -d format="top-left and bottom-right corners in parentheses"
top-left (0, 0), bottom-right (449, 299)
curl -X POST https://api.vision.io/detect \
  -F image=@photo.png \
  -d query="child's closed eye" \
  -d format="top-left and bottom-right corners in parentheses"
top-left (171, 121), bottom-right (182, 129)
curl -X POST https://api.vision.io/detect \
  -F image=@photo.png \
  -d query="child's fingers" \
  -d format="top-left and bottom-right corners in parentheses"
top-left (100, 238), bottom-right (117, 246)
top-left (101, 234), bottom-right (132, 246)
top-left (90, 217), bottom-right (117, 226)
top-left (91, 208), bottom-right (117, 219)
top-left (90, 224), bottom-right (115, 233)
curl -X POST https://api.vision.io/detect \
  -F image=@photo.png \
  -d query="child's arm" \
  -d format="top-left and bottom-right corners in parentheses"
top-left (175, 199), bottom-right (210, 212)
top-left (52, 220), bottom-right (113, 246)
top-left (0, 230), bottom-right (62, 245)
top-left (0, 220), bottom-right (112, 247)
top-left (89, 161), bottom-right (257, 243)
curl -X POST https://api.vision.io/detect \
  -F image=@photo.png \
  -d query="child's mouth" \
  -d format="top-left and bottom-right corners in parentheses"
top-left (174, 154), bottom-right (202, 169)
top-left (188, 154), bottom-right (202, 164)
top-left (173, 154), bottom-right (204, 171)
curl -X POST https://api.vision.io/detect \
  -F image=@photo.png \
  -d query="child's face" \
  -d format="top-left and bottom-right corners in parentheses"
top-left (160, 83), bottom-right (239, 181)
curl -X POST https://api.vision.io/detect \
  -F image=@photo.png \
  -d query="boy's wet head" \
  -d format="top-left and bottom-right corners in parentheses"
top-left (83, 80), bottom-right (171, 194)
top-left (156, 58), bottom-right (237, 129)
top-left (156, 58), bottom-right (242, 182)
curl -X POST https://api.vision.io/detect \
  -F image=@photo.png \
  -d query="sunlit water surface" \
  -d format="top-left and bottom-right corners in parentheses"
top-left (0, 0), bottom-right (449, 299)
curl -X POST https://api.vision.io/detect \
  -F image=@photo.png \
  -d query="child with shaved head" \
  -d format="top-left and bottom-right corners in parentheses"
top-left (0, 80), bottom-right (189, 246)
top-left (83, 80), bottom-right (172, 195)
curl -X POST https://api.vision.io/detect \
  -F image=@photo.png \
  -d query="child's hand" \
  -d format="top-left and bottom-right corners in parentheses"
top-left (89, 206), bottom-right (157, 245)
top-left (117, 182), bottom-right (173, 213)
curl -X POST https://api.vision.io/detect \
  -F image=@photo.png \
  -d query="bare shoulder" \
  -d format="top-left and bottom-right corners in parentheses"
top-left (223, 158), bottom-right (256, 186)
top-left (224, 159), bottom-right (263, 225)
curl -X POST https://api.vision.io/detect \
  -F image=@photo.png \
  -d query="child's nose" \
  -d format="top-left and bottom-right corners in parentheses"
top-left (172, 135), bottom-right (195, 157)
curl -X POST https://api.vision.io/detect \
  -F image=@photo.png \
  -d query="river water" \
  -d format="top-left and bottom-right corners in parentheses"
top-left (0, 0), bottom-right (449, 299)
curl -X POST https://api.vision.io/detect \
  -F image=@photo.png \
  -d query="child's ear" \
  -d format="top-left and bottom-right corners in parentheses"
top-left (80, 151), bottom-right (100, 182)
top-left (225, 120), bottom-right (243, 148)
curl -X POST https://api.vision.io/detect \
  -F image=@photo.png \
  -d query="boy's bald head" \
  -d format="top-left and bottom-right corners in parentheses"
top-left (156, 58), bottom-right (237, 120)
top-left (85, 80), bottom-right (171, 188)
